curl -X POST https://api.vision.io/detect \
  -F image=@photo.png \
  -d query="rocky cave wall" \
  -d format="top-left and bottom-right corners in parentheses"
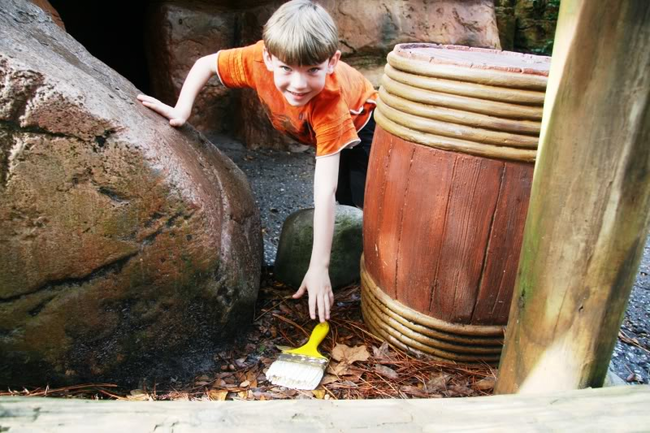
top-left (40, 0), bottom-right (558, 151)
top-left (495, 0), bottom-right (560, 53)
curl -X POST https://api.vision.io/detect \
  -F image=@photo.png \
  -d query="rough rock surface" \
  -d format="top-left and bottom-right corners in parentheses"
top-left (28, 0), bottom-right (65, 29)
top-left (145, 0), bottom-right (501, 150)
top-left (324, 0), bottom-right (501, 58)
top-left (274, 205), bottom-right (364, 289)
top-left (513, 0), bottom-right (559, 54)
top-left (207, 133), bottom-right (315, 265)
top-left (494, 0), bottom-right (516, 50)
top-left (144, 1), bottom-right (239, 134)
top-left (0, 0), bottom-right (262, 387)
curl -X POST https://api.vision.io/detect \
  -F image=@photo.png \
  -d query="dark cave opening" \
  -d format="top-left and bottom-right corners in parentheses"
top-left (48, 0), bottom-right (151, 94)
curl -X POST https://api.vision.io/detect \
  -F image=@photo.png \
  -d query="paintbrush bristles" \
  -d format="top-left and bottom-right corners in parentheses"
top-left (266, 353), bottom-right (328, 390)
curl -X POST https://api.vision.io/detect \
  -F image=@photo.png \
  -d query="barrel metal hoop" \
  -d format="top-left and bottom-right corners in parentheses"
top-left (361, 271), bottom-right (504, 349)
top-left (374, 108), bottom-right (537, 162)
top-left (378, 96), bottom-right (539, 149)
top-left (361, 258), bottom-right (504, 363)
top-left (378, 87), bottom-right (541, 136)
top-left (362, 301), bottom-right (501, 364)
top-left (362, 282), bottom-right (503, 356)
top-left (360, 256), bottom-right (505, 337)
top-left (384, 64), bottom-right (546, 105)
top-left (387, 50), bottom-right (548, 91)
top-left (381, 75), bottom-right (543, 121)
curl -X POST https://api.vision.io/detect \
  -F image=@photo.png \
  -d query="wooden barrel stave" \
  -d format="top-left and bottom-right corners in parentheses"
top-left (471, 162), bottom-right (532, 324)
top-left (364, 128), bottom-right (534, 326)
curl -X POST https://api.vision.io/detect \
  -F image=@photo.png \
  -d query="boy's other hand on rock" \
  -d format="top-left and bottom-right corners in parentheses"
top-left (137, 94), bottom-right (188, 127)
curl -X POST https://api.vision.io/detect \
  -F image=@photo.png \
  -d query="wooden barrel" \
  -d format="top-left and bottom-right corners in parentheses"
top-left (362, 44), bottom-right (550, 364)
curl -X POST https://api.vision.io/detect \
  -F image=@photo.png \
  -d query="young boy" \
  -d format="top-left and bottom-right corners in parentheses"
top-left (138, 0), bottom-right (377, 323)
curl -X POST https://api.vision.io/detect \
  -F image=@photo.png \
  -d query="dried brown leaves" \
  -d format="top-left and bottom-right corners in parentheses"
top-left (1, 274), bottom-right (496, 401)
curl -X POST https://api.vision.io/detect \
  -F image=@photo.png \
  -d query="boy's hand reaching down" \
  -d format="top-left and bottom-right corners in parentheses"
top-left (137, 94), bottom-right (189, 127)
top-left (293, 266), bottom-right (334, 323)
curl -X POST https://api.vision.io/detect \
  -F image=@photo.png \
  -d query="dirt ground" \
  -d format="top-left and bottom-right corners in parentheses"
top-left (212, 133), bottom-right (649, 386)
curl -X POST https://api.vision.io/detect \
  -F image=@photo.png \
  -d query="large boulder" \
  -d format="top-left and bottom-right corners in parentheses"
top-left (145, 0), bottom-right (501, 150)
top-left (0, 0), bottom-right (262, 387)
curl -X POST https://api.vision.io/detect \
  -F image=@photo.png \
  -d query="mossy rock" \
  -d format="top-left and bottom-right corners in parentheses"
top-left (274, 206), bottom-right (363, 289)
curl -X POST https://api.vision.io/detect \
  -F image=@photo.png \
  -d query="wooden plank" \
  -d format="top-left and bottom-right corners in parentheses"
top-left (0, 386), bottom-right (648, 432)
top-left (496, 0), bottom-right (650, 393)
top-left (371, 130), bottom-right (414, 298)
top-left (362, 126), bottom-right (392, 286)
top-left (394, 144), bottom-right (454, 314)
top-left (471, 162), bottom-right (533, 325)
top-left (430, 154), bottom-right (503, 323)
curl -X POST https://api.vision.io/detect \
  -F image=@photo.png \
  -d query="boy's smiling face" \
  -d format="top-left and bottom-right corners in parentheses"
top-left (263, 49), bottom-right (341, 107)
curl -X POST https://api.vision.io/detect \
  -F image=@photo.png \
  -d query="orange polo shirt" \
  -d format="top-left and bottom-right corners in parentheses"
top-left (216, 41), bottom-right (378, 158)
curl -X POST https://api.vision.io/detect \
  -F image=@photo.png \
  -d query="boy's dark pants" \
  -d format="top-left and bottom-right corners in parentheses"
top-left (336, 113), bottom-right (376, 210)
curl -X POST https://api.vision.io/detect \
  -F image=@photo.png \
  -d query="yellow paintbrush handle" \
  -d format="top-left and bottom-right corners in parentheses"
top-left (287, 321), bottom-right (329, 359)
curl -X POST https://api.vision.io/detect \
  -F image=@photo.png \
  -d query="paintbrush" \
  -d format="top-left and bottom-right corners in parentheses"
top-left (266, 321), bottom-right (329, 390)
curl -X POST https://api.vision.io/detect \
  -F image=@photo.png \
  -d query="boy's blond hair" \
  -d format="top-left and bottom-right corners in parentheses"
top-left (263, 0), bottom-right (338, 66)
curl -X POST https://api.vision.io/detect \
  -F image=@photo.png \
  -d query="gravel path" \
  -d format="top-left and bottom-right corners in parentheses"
top-left (612, 241), bottom-right (650, 384)
top-left (210, 133), bottom-right (649, 385)
top-left (208, 134), bottom-right (315, 265)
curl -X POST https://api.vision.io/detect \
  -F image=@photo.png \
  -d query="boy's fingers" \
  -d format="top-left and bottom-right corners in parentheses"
top-left (137, 94), bottom-right (159, 103)
top-left (324, 294), bottom-right (330, 321)
top-left (317, 294), bottom-right (325, 323)
top-left (142, 102), bottom-right (175, 120)
top-left (169, 118), bottom-right (185, 127)
top-left (308, 293), bottom-right (316, 320)
top-left (292, 284), bottom-right (306, 299)
top-left (141, 101), bottom-right (165, 113)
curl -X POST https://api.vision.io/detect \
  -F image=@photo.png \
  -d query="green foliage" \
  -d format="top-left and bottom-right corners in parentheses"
top-left (531, 0), bottom-right (560, 56)
top-left (530, 39), bottom-right (555, 56)
top-left (532, 0), bottom-right (561, 9)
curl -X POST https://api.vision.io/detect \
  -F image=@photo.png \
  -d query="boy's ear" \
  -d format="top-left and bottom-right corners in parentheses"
top-left (327, 50), bottom-right (341, 74)
top-left (263, 48), bottom-right (274, 72)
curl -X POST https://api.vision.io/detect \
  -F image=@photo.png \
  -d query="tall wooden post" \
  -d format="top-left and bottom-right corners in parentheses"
top-left (495, 1), bottom-right (650, 394)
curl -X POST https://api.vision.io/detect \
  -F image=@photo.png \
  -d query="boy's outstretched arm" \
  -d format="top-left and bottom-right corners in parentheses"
top-left (293, 154), bottom-right (340, 322)
top-left (137, 53), bottom-right (219, 126)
